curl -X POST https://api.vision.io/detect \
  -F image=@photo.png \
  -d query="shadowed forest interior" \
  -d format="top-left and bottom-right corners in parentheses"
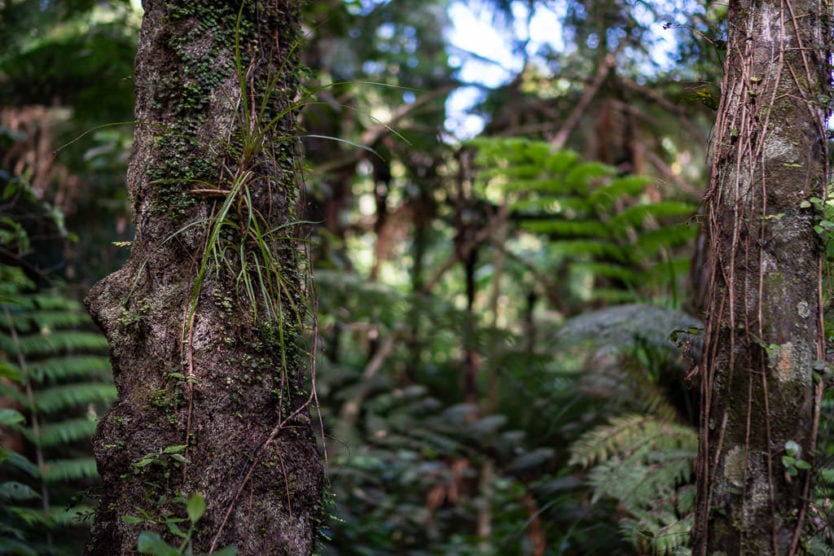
top-left (1, 0), bottom-right (833, 554)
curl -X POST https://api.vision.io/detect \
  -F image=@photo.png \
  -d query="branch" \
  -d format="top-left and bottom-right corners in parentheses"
top-left (551, 47), bottom-right (620, 150)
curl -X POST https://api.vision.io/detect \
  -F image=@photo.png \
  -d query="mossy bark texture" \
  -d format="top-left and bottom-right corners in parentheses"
top-left (693, 0), bottom-right (829, 554)
top-left (84, 1), bottom-right (323, 554)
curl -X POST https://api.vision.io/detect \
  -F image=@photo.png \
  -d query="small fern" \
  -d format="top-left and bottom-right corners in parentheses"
top-left (570, 415), bottom-right (697, 555)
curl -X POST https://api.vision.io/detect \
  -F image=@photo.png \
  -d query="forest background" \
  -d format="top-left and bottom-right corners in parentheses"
top-left (0, 0), bottom-right (832, 554)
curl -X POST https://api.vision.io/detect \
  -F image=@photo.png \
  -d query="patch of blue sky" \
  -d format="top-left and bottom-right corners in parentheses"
top-left (443, 0), bottom-right (689, 140)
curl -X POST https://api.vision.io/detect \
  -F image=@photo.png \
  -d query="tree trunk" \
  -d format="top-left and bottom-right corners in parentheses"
top-left (84, 1), bottom-right (323, 554)
top-left (693, 1), bottom-right (829, 554)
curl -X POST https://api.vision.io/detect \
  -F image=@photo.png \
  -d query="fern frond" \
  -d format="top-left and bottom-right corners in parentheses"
top-left (524, 219), bottom-right (607, 237)
top-left (0, 481), bottom-right (40, 502)
top-left (543, 149), bottom-right (580, 173)
top-left (621, 512), bottom-right (693, 556)
top-left (25, 310), bottom-right (95, 331)
top-left (28, 356), bottom-right (111, 383)
top-left (565, 161), bottom-right (616, 193)
top-left (34, 383), bottom-right (117, 414)
top-left (43, 504), bottom-right (94, 527)
top-left (635, 225), bottom-right (697, 256)
top-left (0, 382), bottom-right (27, 408)
top-left (9, 331), bottom-right (109, 357)
top-left (571, 415), bottom-right (697, 554)
top-left (609, 201), bottom-right (694, 230)
top-left (550, 240), bottom-right (627, 261)
top-left (590, 175), bottom-right (653, 206)
top-left (0, 536), bottom-right (40, 556)
top-left (41, 458), bottom-right (98, 482)
top-left (572, 262), bottom-right (637, 282)
top-left (0, 360), bottom-right (23, 381)
top-left (29, 418), bottom-right (97, 448)
top-left (569, 414), bottom-right (696, 468)
top-left (28, 296), bottom-right (83, 312)
top-left (0, 449), bottom-right (39, 478)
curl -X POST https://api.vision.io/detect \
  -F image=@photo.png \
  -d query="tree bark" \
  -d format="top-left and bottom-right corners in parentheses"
top-left (84, 1), bottom-right (323, 554)
top-left (693, 1), bottom-right (829, 554)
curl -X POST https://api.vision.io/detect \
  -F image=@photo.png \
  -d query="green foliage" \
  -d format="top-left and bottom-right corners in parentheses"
top-left (315, 255), bottom-right (701, 554)
top-left (543, 305), bottom-right (701, 555)
top-left (315, 271), bottom-right (565, 554)
top-left (127, 493), bottom-right (236, 556)
top-left (469, 137), bottom-right (697, 308)
top-left (0, 269), bottom-right (115, 555)
top-left (570, 416), bottom-right (696, 556)
top-left (802, 193), bottom-right (834, 261)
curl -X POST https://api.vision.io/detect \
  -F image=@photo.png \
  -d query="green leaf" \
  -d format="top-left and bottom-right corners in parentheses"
top-left (212, 546), bottom-right (238, 556)
top-left (122, 514), bottom-right (145, 524)
top-left (137, 531), bottom-right (181, 556)
top-left (134, 454), bottom-right (159, 468)
top-left (0, 481), bottom-right (40, 501)
top-left (0, 408), bottom-right (25, 427)
top-left (41, 457), bottom-right (99, 482)
top-left (186, 493), bottom-right (206, 523)
top-left (0, 360), bottom-right (22, 381)
top-left (165, 519), bottom-right (189, 539)
top-left (0, 448), bottom-right (39, 477)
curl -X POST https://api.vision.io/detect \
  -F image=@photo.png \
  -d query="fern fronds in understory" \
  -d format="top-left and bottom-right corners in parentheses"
top-left (0, 270), bottom-right (115, 555)
top-left (469, 137), bottom-right (697, 306)
top-left (570, 414), bottom-right (697, 555)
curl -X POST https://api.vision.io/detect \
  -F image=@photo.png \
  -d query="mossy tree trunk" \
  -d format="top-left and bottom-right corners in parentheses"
top-left (693, 1), bottom-right (829, 554)
top-left (84, 1), bottom-right (323, 553)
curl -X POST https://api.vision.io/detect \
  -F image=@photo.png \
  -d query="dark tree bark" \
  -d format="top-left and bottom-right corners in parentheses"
top-left (84, 1), bottom-right (323, 554)
top-left (693, 1), bottom-right (830, 554)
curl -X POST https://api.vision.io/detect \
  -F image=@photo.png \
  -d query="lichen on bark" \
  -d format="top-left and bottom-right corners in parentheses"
top-left (84, 1), bottom-right (323, 554)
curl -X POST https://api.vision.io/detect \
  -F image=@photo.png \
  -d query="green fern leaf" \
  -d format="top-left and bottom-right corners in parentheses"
top-left (28, 355), bottom-right (111, 383)
top-left (33, 383), bottom-right (117, 414)
top-left (0, 481), bottom-right (40, 502)
top-left (544, 149), bottom-right (580, 174)
top-left (550, 239), bottom-right (627, 261)
top-left (590, 175), bottom-right (653, 206)
top-left (523, 219), bottom-right (607, 237)
top-left (571, 261), bottom-right (637, 282)
top-left (29, 418), bottom-right (97, 448)
top-left (565, 161), bottom-right (616, 194)
top-left (609, 201), bottom-right (695, 230)
top-left (41, 458), bottom-right (98, 482)
top-left (0, 449), bottom-right (39, 478)
top-left (26, 310), bottom-right (95, 331)
top-left (11, 331), bottom-right (109, 357)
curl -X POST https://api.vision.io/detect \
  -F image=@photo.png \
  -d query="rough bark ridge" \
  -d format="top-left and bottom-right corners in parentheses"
top-left (84, 1), bottom-right (323, 554)
top-left (693, 0), bottom-right (829, 554)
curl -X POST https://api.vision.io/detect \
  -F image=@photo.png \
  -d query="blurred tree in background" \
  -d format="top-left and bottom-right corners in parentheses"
top-left (0, 0), bottom-right (832, 554)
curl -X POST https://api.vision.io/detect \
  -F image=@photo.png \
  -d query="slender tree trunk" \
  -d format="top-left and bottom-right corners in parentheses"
top-left (84, 1), bottom-right (323, 554)
top-left (693, 1), bottom-right (829, 554)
